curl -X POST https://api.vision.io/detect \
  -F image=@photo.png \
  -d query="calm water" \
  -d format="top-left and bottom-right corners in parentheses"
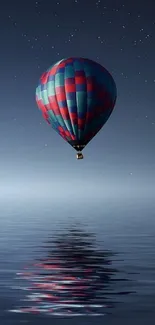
top-left (0, 197), bottom-right (155, 324)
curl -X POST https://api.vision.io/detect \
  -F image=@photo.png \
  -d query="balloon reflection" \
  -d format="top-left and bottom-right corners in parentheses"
top-left (10, 226), bottom-right (133, 317)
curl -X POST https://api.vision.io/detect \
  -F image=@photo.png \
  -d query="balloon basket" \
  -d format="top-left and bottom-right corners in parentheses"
top-left (76, 152), bottom-right (84, 160)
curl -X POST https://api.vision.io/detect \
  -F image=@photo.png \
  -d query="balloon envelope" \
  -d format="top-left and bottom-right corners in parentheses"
top-left (36, 57), bottom-right (117, 152)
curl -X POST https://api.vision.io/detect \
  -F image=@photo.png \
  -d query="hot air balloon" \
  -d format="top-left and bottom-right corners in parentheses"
top-left (36, 57), bottom-right (117, 159)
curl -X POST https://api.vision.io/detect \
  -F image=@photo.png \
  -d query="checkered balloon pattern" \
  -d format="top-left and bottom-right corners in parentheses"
top-left (36, 57), bottom-right (117, 149)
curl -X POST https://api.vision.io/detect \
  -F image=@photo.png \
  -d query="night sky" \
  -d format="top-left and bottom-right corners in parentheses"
top-left (1, 0), bottom-right (155, 202)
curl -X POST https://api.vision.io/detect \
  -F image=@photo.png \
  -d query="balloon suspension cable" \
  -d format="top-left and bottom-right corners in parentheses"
top-left (76, 152), bottom-right (84, 160)
top-left (73, 144), bottom-right (85, 160)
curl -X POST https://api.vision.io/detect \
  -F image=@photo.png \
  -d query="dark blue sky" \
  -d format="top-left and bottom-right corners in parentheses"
top-left (0, 0), bottom-right (155, 201)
